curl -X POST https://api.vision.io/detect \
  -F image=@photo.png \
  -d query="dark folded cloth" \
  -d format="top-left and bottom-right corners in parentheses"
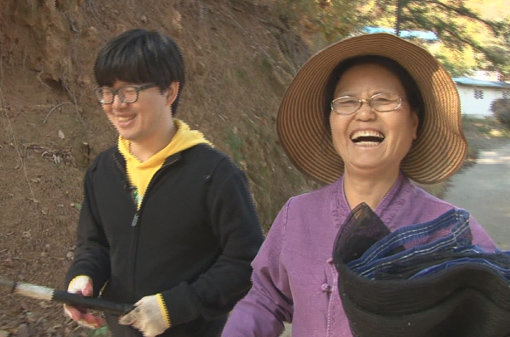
top-left (332, 203), bottom-right (510, 337)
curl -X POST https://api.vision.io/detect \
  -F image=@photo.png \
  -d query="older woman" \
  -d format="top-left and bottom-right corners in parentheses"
top-left (221, 33), bottom-right (496, 337)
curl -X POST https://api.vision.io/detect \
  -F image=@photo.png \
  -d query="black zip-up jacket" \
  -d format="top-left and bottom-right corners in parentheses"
top-left (66, 144), bottom-right (264, 336)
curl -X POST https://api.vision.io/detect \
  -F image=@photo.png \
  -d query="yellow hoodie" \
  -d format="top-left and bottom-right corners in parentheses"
top-left (118, 119), bottom-right (212, 208)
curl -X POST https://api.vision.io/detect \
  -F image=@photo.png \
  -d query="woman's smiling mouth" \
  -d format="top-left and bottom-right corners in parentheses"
top-left (350, 130), bottom-right (385, 145)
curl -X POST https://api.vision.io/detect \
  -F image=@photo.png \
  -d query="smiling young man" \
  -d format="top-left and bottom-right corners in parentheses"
top-left (63, 29), bottom-right (264, 337)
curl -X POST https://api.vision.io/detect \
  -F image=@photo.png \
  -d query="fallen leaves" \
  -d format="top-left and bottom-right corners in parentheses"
top-left (24, 144), bottom-right (75, 166)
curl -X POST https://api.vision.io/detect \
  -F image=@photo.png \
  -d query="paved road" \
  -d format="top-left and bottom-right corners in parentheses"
top-left (444, 141), bottom-right (510, 250)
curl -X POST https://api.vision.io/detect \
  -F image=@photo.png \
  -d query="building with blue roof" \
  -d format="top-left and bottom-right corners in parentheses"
top-left (453, 76), bottom-right (510, 118)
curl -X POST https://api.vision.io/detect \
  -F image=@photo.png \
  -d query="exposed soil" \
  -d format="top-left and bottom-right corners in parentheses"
top-left (0, 1), bottom-right (319, 336)
top-left (1, 1), bottom-right (508, 336)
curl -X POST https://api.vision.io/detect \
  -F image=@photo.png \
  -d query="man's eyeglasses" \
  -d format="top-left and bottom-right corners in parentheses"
top-left (331, 92), bottom-right (403, 116)
top-left (94, 83), bottom-right (157, 104)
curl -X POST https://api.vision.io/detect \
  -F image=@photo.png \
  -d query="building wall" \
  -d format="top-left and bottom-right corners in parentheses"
top-left (456, 85), bottom-right (510, 117)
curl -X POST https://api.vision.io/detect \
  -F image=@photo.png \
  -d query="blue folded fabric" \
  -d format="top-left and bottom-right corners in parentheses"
top-left (332, 203), bottom-right (510, 337)
top-left (345, 207), bottom-right (510, 281)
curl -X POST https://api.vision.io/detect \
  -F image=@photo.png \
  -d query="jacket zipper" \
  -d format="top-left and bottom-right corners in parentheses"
top-left (131, 213), bottom-right (139, 227)
top-left (113, 151), bottom-right (180, 297)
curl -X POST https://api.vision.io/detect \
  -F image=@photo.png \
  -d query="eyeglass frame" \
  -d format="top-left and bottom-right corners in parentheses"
top-left (330, 92), bottom-right (404, 116)
top-left (94, 83), bottom-right (158, 105)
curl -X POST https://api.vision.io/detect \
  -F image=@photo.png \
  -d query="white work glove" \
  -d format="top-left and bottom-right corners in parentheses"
top-left (119, 293), bottom-right (171, 337)
top-left (63, 275), bottom-right (105, 329)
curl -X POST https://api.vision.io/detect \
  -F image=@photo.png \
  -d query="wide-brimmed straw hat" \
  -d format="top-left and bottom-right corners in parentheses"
top-left (277, 33), bottom-right (466, 184)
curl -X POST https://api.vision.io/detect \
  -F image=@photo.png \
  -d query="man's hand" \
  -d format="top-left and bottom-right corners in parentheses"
top-left (119, 294), bottom-right (170, 337)
top-left (63, 275), bottom-right (105, 329)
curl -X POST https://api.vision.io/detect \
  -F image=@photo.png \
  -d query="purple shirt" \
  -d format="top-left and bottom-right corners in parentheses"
top-left (222, 174), bottom-right (495, 337)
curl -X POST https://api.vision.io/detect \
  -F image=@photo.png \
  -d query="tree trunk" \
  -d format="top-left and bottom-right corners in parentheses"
top-left (395, 0), bottom-right (402, 36)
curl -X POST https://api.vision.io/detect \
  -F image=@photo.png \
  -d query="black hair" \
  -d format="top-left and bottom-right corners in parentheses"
top-left (94, 29), bottom-right (185, 115)
top-left (323, 55), bottom-right (424, 133)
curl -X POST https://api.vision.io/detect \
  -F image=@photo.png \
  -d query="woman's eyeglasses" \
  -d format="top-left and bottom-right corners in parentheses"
top-left (331, 92), bottom-right (403, 116)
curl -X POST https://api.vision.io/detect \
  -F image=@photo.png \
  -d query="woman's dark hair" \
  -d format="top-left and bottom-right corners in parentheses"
top-left (94, 29), bottom-right (185, 115)
top-left (323, 55), bottom-right (424, 133)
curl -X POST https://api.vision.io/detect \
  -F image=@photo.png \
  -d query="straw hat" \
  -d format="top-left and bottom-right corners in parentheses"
top-left (277, 33), bottom-right (466, 184)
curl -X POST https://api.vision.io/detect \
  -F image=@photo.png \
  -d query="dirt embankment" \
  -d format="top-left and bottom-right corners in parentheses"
top-left (0, 1), bottom-right (318, 335)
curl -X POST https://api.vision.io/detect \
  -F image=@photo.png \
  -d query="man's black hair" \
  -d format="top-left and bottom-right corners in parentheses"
top-left (94, 29), bottom-right (185, 115)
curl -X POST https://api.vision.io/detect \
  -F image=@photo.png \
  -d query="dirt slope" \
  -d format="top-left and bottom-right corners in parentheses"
top-left (0, 1), bottom-right (319, 335)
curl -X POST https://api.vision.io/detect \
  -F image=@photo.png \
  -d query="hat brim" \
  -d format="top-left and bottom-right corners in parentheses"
top-left (277, 33), bottom-right (467, 184)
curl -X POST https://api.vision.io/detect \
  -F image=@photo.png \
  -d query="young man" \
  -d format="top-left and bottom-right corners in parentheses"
top-left (64, 29), bottom-right (264, 337)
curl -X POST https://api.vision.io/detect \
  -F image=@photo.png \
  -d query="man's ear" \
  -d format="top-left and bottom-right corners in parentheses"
top-left (165, 82), bottom-right (180, 106)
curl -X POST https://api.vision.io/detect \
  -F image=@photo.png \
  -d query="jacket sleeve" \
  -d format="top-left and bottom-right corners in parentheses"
top-left (222, 199), bottom-right (294, 337)
top-left (161, 158), bottom-right (265, 326)
top-left (65, 166), bottom-right (111, 296)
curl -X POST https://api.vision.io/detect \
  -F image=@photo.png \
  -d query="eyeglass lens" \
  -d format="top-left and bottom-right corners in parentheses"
top-left (96, 87), bottom-right (139, 104)
top-left (332, 93), bottom-right (401, 115)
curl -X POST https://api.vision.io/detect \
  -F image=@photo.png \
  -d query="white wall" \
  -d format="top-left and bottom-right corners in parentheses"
top-left (456, 85), bottom-right (508, 118)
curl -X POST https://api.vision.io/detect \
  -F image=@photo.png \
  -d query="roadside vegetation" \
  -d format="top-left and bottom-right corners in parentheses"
top-left (491, 98), bottom-right (510, 130)
top-left (463, 116), bottom-right (510, 159)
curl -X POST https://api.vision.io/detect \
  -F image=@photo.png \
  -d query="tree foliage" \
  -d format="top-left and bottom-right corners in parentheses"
top-left (280, 0), bottom-right (510, 77)
top-left (491, 99), bottom-right (510, 128)
top-left (275, 0), bottom-right (368, 45)
top-left (379, 0), bottom-right (510, 76)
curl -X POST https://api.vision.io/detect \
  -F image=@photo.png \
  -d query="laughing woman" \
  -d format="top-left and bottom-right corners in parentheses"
top-left (221, 33), bottom-right (496, 337)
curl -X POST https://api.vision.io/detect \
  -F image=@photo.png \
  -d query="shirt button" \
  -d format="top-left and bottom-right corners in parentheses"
top-left (321, 283), bottom-right (332, 292)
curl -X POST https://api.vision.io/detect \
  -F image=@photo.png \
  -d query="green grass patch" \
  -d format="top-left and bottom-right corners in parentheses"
top-left (225, 127), bottom-right (245, 165)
